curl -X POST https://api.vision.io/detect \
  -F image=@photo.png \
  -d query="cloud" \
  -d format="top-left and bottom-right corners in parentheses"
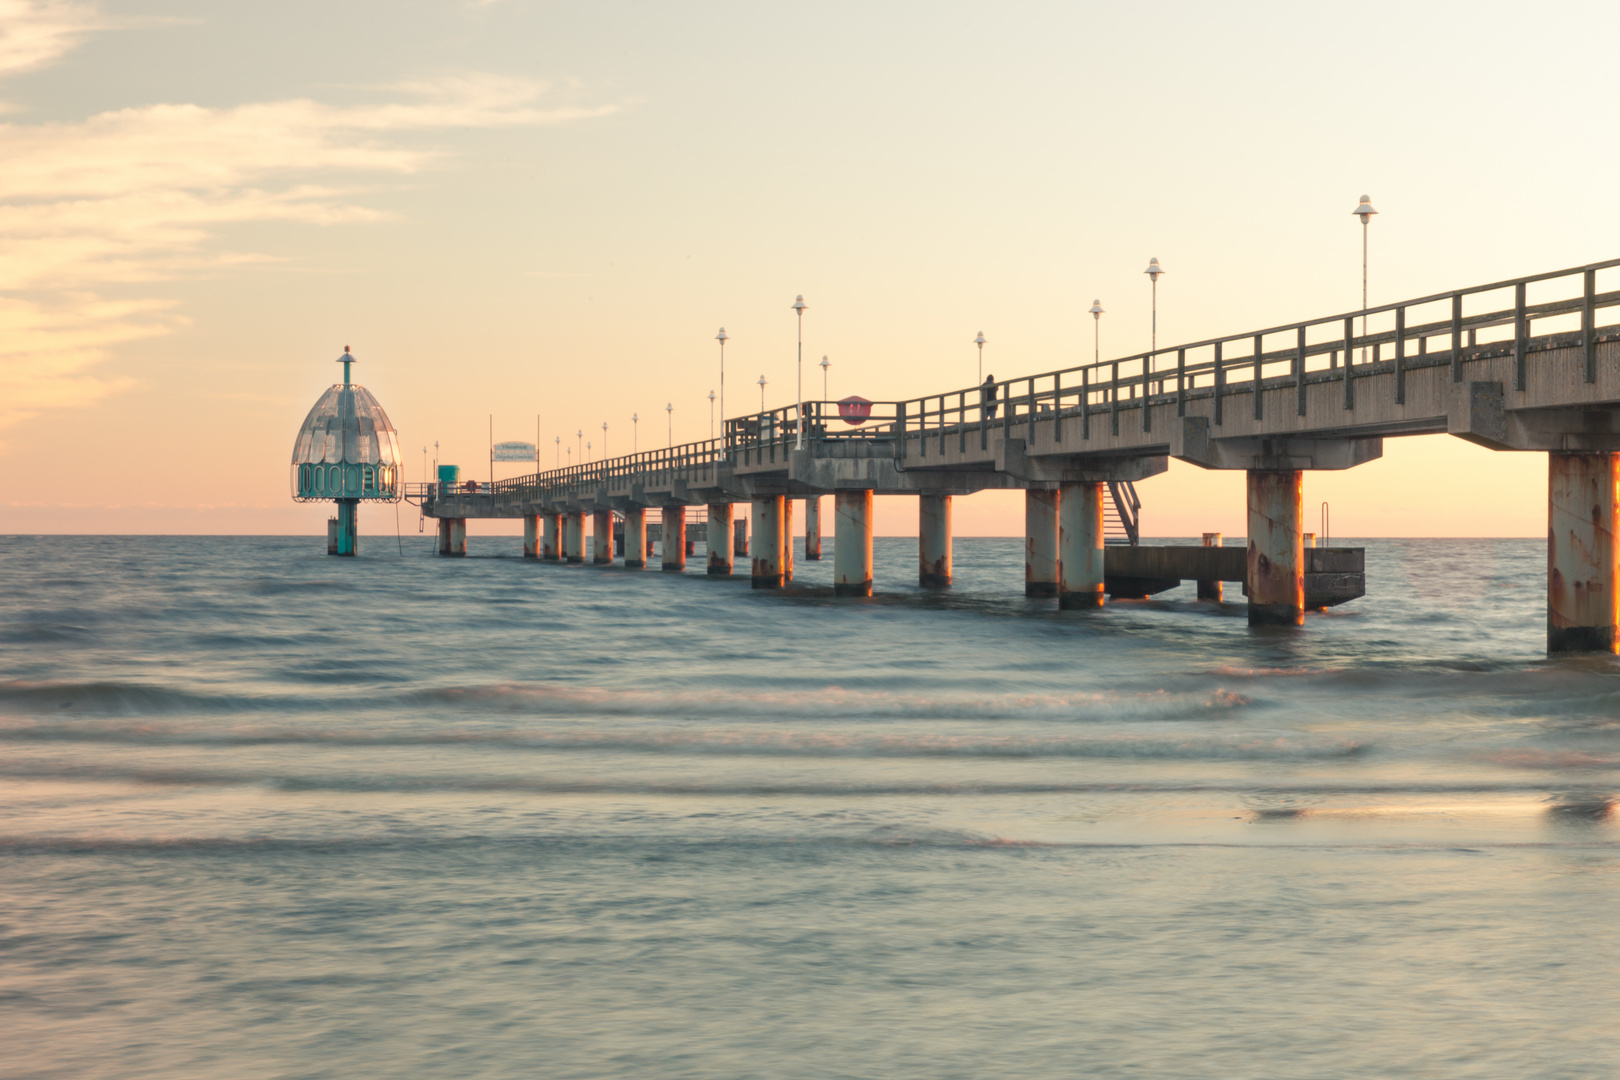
top-left (0, 38), bottom-right (617, 430)
top-left (0, 0), bottom-right (103, 78)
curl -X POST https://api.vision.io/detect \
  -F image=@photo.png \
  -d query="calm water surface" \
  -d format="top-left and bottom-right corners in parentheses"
top-left (2, 534), bottom-right (1617, 1078)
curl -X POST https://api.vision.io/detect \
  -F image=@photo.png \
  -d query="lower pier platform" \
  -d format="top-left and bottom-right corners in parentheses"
top-left (1105, 545), bottom-right (1365, 608)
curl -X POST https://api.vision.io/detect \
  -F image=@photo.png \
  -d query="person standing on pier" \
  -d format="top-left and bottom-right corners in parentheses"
top-left (982, 373), bottom-right (998, 420)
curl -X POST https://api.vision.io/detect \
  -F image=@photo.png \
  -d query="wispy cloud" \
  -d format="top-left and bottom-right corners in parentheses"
top-left (0, 3), bottom-right (618, 433)
top-left (0, 0), bottom-right (102, 78)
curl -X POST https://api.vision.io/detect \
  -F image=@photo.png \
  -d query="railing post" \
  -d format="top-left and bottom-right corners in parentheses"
top-left (1451, 294), bottom-right (1463, 383)
top-left (1295, 326), bottom-right (1307, 417)
top-left (1252, 334), bottom-right (1263, 421)
top-left (1054, 371), bottom-right (1063, 442)
top-left (897, 400), bottom-right (907, 459)
top-left (1514, 281), bottom-right (1527, 391)
top-left (1342, 316), bottom-right (1354, 410)
top-left (1176, 348), bottom-right (1186, 417)
top-left (1585, 269), bottom-right (1597, 384)
top-left (1110, 361), bottom-right (1120, 436)
top-left (1025, 381), bottom-right (1036, 444)
top-left (1082, 367), bottom-right (1091, 441)
top-left (1213, 342), bottom-right (1224, 426)
top-left (1394, 306), bottom-right (1406, 405)
top-left (1141, 357), bottom-right (1151, 433)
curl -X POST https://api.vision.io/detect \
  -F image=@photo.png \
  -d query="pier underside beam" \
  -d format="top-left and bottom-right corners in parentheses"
top-left (708, 502), bottom-right (734, 575)
top-left (751, 497), bottom-right (785, 589)
top-left (1025, 488), bottom-right (1059, 598)
top-left (1247, 470), bottom-right (1303, 626)
top-left (661, 507), bottom-right (686, 572)
top-left (919, 494), bottom-right (952, 588)
top-left (1548, 452), bottom-right (1619, 653)
top-left (1058, 483), bottom-right (1103, 609)
top-left (623, 507), bottom-right (647, 568)
top-left (834, 489), bottom-right (874, 597)
top-left (593, 509), bottom-right (614, 565)
top-left (804, 497), bottom-right (822, 560)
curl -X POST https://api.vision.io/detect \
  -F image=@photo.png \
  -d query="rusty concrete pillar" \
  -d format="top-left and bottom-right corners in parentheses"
top-left (804, 496), bottom-right (823, 560)
top-left (919, 494), bottom-right (952, 587)
top-left (751, 496), bottom-right (785, 589)
top-left (708, 502), bottom-right (734, 575)
top-left (564, 512), bottom-right (584, 564)
top-left (522, 514), bottom-right (540, 558)
top-left (623, 507), bottom-right (647, 568)
top-left (1058, 482), bottom-right (1104, 609)
top-left (1025, 488), bottom-right (1060, 598)
top-left (593, 510), bottom-right (613, 564)
top-left (445, 518), bottom-right (466, 557)
top-left (834, 489), bottom-right (874, 597)
top-left (783, 497), bottom-right (795, 584)
top-left (1246, 471), bottom-right (1303, 625)
top-left (1198, 532), bottom-right (1223, 601)
top-left (1548, 452), bottom-right (1619, 653)
top-left (541, 511), bottom-right (560, 561)
top-left (661, 506), bottom-right (686, 572)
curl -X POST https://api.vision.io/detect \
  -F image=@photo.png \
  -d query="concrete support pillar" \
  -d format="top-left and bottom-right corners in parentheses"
top-left (436, 517), bottom-right (466, 557)
top-left (1246, 470), bottom-right (1303, 626)
top-left (733, 518), bottom-right (749, 558)
top-left (834, 489), bottom-right (875, 597)
top-left (1197, 532), bottom-right (1223, 601)
top-left (564, 512), bottom-right (584, 564)
top-left (804, 497), bottom-right (823, 560)
top-left (522, 514), bottom-right (540, 558)
top-left (1024, 488), bottom-right (1060, 598)
top-left (1058, 483), bottom-right (1104, 609)
top-left (707, 502), bottom-right (734, 575)
top-left (661, 506), bottom-right (686, 572)
top-left (623, 507), bottom-right (647, 568)
top-left (593, 509), bottom-right (614, 565)
top-left (750, 497), bottom-right (785, 589)
top-left (332, 500), bottom-right (358, 556)
top-left (1548, 452), bottom-right (1620, 653)
top-left (783, 497), bottom-right (795, 584)
top-left (541, 512), bottom-right (560, 561)
top-left (919, 494), bottom-right (952, 587)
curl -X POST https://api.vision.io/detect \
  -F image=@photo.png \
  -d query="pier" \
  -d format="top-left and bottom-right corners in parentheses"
top-left (392, 258), bottom-right (1620, 651)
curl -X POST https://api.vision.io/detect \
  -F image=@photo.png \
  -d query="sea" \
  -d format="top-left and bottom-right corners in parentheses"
top-left (2, 533), bottom-right (1617, 1079)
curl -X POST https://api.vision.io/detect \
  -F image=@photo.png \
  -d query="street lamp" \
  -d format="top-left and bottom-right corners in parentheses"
top-left (586, 440), bottom-right (592, 462)
top-left (715, 327), bottom-right (728, 425)
top-left (758, 374), bottom-right (767, 411)
top-left (601, 421), bottom-right (608, 458)
top-left (554, 435), bottom-right (560, 466)
top-left (792, 295), bottom-right (806, 448)
top-left (708, 390), bottom-right (716, 438)
top-left (576, 429), bottom-right (583, 461)
top-left (1143, 259), bottom-right (1164, 357)
top-left (974, 331), bottom-right (986, 383)
top-left (820, 355), bottom-right (830, 400)
top-left (665, 402), bottom-right (673, 447)
top-left (1088, 300), bottom-right (1104, 366)
top-left (1352, 194), bottom-right (1378, 363)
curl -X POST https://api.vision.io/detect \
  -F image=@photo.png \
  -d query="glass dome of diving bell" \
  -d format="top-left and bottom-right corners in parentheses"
top-left (290, 347), bottom-right (403, 502)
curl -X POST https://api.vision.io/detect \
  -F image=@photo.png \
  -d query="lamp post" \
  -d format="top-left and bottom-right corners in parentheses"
top-left (554, 435), bottom-right (559, 466)
top-left (1352, 194), bottom-right (1378, 363)
top-left (715, 327), bottom-right (728, 425)
top-left (758, 374), bottom-right (767, 411)
top-left (708, 390), bottom-right (716, 438)
top-left (576, 429), bottom-right (583, 462)
top-left (586, 440), bottom-right (592, 462)
top-left (1143, 259), bottom-right (1164, 357)
top-left (974, 331), bottom-right (986, 382)
top-left (665, 402), bottom-right (673, 447)
top-left (632, 413), bottom-right (638, 453)
top-left (820, 355), bottom-right (830, 400)
top-left (1088, 300), bottom-right (1104, 366)
top-left (792, 295), bottom-right (806, 448)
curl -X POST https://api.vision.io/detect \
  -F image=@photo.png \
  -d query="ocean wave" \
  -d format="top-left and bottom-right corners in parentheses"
top-left (0, 720), bottom-right (1359, 761)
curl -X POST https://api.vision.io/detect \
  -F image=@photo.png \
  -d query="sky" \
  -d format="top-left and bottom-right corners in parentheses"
top-left (4, 0), bottom-right (1618, 538)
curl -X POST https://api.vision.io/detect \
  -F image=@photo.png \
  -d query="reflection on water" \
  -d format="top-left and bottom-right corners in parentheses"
top-left (0, 535), bottom-right (1617, 1079)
